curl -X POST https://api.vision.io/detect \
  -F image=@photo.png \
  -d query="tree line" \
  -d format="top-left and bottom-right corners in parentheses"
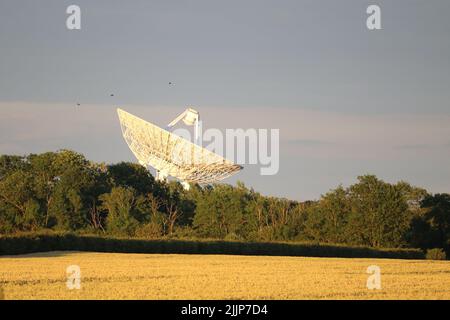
top-left (0, 150), bottom-right (449, 254)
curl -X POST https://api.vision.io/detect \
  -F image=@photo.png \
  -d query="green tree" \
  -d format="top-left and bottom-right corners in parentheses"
top-left (0, 155), bottom-right (29, 179)
top-left (193, 184), bottom-right (247, 238)
top-left (409, 194), bottom-right (450, 253)
top-left (303, 186), bottom-right (350, 243)
top-left (0, 170), bottom-right (43, 232)
top-left (347, 175), bottom-right (410, 247)
top-left (100, 187), bottom-right (141, 236)
top-left (107, 162), bottom-right (158, 196)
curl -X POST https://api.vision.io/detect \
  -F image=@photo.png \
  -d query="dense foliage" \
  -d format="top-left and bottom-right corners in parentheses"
top-left (1, 150), bottom-right (449, 254)
top-left (0, 233), bottom-right (424, 259)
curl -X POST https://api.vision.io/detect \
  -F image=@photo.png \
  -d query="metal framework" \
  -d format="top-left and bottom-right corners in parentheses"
top-left (117, 108), bottom-right (242, 188)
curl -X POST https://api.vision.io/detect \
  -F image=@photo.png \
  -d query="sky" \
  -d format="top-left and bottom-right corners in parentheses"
top-left (0, 0), bottom-right (450, 200)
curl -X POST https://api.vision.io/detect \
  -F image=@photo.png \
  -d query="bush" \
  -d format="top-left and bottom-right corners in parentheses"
top-left (224, 232), bottom-right (243, 241)
top-left (135, 222), bottom-right (163, 239)
top-left (426, 248), bottom-right (447, 260)
top-left (0, 232), bottom-right (425, 259)
top-left (170, 226), bottom-right (197, 239)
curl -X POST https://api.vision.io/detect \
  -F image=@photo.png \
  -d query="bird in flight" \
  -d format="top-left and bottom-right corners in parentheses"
top-left (110, 93), bottom-right (114, 97)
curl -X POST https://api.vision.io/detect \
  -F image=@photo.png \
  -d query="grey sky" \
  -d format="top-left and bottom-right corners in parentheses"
top-left (1, 1), bottom-right (450, 200)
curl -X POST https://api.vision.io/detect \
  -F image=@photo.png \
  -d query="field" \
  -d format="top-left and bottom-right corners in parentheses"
top-left (0, 251), bottom-right (449, 299)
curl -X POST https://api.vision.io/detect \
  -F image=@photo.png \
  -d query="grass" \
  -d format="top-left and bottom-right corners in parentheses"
top-left (1, 251), bottom-right (449, 299)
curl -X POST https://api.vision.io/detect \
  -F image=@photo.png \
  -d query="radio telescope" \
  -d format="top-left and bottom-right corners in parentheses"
top-left (117, 108), bottom-right (242, 190)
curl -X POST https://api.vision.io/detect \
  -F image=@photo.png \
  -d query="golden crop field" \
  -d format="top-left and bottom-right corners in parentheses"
top-left (0, 251), bottom-right (449, 299)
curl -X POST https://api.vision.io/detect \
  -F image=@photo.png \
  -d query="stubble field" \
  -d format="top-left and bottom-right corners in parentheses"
top-left (0, 251), bottom-right (449, 299)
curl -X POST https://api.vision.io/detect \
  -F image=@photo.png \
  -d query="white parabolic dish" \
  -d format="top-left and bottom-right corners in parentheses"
top-left (117, 108), bottom-right (242, 186)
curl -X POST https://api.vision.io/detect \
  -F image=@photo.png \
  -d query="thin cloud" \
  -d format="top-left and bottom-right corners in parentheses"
top-left (284, 139), bottom-right (335, 147)
top-left (395, 144), bottom-right (433, 150)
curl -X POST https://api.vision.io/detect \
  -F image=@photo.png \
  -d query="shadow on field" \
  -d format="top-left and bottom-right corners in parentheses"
top-left (0, 251), bottom-right (86, 259)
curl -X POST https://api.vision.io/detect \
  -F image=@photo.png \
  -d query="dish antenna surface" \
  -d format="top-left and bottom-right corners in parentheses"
top-left (117, 108), bottom-right (242, 190)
